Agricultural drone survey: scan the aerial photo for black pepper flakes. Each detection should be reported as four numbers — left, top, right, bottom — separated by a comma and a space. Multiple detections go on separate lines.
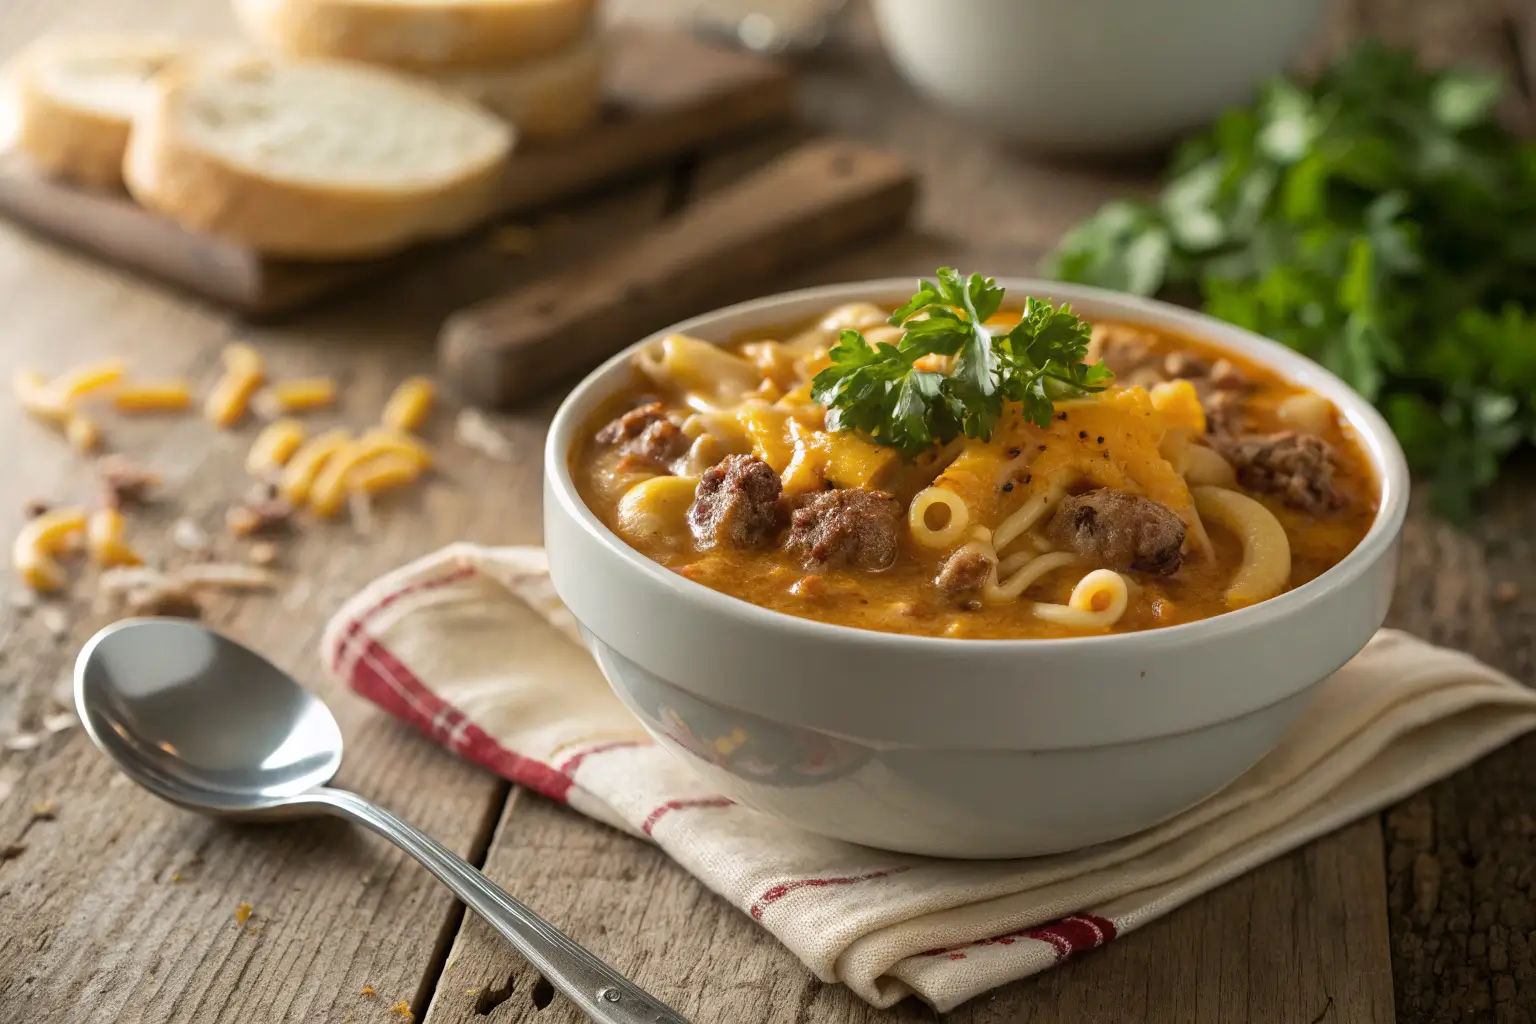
1007, 447, 1021, 457
1038, 444, 1047, 451
1056, 412, 1068, 421
1096, 436, 1105, 444
1078, 430, 1088, 439
1024, 474, 1032, 484
1002, 482, 1014, 493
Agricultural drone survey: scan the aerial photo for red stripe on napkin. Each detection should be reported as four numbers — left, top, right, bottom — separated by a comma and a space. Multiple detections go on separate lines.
558, 739, 648, 777
922, 912, 1119, 962
641, 797, 735, 835
329, 565, 478, 673
348, 635, 576, 803
749, 867, 914, 920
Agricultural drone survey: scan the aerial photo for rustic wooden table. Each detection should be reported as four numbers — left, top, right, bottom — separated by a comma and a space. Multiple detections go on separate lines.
2, 1, 1533, 1022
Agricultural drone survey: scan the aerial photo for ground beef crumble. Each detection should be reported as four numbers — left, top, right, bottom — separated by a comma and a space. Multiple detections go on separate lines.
1208, 431, 1346, 514
934, 547, 991, 594
687, 454, 786, 549
1045, 488, 1186, 575
595, 402, 689, 465
784, 488, 901, 571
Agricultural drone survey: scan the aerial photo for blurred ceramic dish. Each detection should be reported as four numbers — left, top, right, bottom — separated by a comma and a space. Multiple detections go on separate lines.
870, 0, 1327, 154
543, 278, 1407, 858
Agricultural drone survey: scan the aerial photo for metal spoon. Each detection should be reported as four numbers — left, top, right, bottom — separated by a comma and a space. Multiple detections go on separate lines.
74, 617, 691, 1024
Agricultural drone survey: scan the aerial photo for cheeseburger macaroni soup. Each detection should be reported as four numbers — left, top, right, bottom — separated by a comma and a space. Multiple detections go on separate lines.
571, 272, 1378, 639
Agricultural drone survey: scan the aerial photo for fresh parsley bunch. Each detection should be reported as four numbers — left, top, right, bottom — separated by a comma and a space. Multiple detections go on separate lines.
810, 269, 1111, 458
1045, 42, 1536, 520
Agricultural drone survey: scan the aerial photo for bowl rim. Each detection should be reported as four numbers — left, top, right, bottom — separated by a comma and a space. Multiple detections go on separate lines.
544, 276, 1409, 653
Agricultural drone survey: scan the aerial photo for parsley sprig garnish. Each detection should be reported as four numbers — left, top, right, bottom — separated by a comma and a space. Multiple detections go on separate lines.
1045, 42, 1536, 520
809, 269, 1112, 458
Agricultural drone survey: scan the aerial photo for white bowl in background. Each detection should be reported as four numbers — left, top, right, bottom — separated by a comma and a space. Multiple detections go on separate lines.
543, 279, 1407, 858
870, 0, 1327, 154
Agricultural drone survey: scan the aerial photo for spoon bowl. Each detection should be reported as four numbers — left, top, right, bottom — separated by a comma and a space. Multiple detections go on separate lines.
76, 618, 343, 817
74, 617, 689, 1024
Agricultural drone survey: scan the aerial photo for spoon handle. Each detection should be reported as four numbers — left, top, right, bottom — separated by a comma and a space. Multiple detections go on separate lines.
309, 787, 692, 1024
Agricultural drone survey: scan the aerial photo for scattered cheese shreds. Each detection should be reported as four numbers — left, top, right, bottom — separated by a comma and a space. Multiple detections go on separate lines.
348, 490, 375, 536
454, 408, 516, 462
391, 1000, 413, 1020
235, 901, 253, 924
248, 541, 280, 567
39, 605, 69, 639
172, 517, 212, 553
177, 563, 276, 591
42, 711, 75, 734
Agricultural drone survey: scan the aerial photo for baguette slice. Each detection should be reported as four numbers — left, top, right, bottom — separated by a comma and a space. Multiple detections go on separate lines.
2, 35, 185, 188
124, 57, 514, 259
234, 0, 597, 71
437, 34, 604, 142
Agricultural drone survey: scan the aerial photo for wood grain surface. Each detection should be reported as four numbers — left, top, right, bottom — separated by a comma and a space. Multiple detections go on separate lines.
1, 1, 1532, 1023
440, 137, 915, 407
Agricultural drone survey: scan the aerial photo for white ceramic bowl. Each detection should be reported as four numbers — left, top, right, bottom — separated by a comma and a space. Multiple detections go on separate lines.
544, 279, 1408, 858
870, 0, 1327, 154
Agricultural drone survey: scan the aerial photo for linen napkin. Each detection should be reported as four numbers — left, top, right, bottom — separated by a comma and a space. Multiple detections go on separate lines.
321, 543, 1536, 1013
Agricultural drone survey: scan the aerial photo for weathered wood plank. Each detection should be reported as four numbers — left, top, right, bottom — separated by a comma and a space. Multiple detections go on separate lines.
0, 3, 677, 1002
1382, 485, 1536, 1024
422, 800, 1393, 1024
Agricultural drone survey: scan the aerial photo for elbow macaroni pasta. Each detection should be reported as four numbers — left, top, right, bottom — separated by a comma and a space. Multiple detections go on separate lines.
381, 377, 435, 432
280, 429, 350, 505
86, 507, 142, 567
206, 343, 266, 428
908, 486, 970, 549
53, 360, 126, 403
247, 419, 307, 475
1032, 569, 1131, 628
258, 377, 337, 416
350, 453, 423, 495
115, 381, 193, 413
14, 370, 70, 425
616, 476, 700, 547
1192, 486, 1292, 606
637, 334, 761, 408
13, 506, 87, 592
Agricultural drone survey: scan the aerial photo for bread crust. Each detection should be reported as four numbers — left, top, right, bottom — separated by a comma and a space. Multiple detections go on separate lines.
122, 58, 514, 260
3, 36, 183, 189
234, 0, 598, 71
435, 33, 604, 141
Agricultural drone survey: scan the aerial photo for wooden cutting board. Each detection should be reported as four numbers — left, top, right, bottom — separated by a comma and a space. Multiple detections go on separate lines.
440, 137, 917, 407
0, 28, 793, 317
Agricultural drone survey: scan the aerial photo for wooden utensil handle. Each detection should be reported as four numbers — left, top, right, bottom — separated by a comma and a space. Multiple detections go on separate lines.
438, 138, 916, 407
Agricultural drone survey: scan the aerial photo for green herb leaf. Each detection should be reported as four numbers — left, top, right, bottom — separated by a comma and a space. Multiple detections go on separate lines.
811, 270, 1111, 457
1044, 40, 1536, 520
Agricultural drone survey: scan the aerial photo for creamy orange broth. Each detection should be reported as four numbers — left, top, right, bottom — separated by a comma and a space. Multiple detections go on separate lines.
571, 309, 1379, 639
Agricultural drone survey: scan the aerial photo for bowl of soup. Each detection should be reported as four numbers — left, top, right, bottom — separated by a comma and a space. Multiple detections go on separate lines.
543, 278, 1407, 858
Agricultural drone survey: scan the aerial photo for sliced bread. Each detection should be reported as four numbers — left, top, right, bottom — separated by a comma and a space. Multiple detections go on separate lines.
123, 57, 515, 259
2, 35, 186, 188
234, 0, 598, 70
436, 34, 604, 142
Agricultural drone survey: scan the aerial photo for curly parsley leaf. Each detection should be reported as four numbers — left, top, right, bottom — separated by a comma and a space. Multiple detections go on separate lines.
811, 270, 1111, 457
1044, 41, 1536, 519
